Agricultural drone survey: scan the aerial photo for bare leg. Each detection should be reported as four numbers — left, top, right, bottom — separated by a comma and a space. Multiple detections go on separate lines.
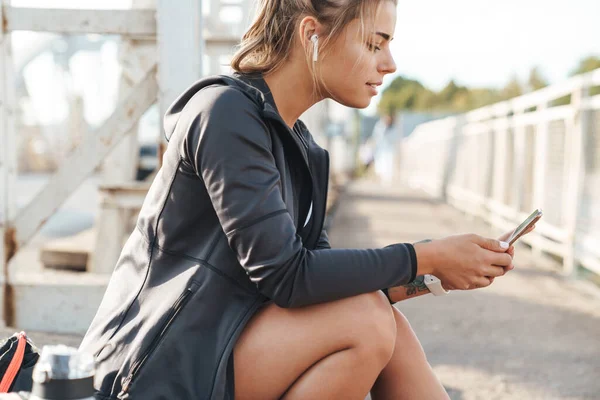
234, 292, 397, 400
371, 306, 450, 400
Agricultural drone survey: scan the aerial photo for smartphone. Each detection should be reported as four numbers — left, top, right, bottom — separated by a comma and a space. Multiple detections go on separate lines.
507, 209, 543, 246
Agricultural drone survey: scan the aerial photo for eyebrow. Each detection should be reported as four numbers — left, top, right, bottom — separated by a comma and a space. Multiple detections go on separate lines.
375, 31, 393, 41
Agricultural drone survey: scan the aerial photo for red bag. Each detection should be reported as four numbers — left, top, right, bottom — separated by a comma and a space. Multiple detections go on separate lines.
0, 332, 39, 393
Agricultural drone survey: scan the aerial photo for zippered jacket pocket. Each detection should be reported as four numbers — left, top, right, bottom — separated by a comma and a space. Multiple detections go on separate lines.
119, 280, 199, 396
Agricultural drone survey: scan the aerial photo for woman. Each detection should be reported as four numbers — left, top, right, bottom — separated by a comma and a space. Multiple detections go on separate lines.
80, 0, 530, 399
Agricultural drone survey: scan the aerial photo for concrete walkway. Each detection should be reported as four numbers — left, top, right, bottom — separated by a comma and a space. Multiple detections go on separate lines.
2, 178, 599, 399
329, 178, 600, 400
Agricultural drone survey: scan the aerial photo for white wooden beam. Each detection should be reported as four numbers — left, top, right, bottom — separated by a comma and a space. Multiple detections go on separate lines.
98, 183, 150, 210
0, 0, 18, 327
0, 3, 5, 286
156, 0, 203, 148
12, 65, 158, 248
0, 2, 17, 229
92, 0, 157, 275
5, 7, 157, 36
101, 38, 158, 185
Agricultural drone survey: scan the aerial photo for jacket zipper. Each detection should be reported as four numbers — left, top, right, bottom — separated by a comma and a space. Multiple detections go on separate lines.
119, 282, 198, 396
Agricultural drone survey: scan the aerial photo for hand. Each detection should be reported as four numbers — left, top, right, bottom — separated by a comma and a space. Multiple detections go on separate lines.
415, 234, 513, 291
487, 223, 537, 284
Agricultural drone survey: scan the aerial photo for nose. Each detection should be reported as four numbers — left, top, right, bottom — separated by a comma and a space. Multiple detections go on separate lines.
378, 49, 397, 75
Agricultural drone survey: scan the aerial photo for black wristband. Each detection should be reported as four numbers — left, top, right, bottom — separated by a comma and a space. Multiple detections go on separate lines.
381, 288, 394, 304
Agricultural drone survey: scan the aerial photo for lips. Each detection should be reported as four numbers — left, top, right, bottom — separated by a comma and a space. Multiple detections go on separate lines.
366, 81, 382, 89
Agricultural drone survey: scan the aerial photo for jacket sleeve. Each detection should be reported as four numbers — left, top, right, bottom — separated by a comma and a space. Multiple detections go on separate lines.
187, 86, 417, 308
315, 229, 331, 250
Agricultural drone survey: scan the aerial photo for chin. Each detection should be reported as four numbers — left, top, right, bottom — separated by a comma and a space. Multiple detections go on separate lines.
327, 87, 371, 109
337, 96, 371, 109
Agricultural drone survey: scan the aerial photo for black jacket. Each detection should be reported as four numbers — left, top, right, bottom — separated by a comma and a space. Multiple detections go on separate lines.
79, 74, 418, 400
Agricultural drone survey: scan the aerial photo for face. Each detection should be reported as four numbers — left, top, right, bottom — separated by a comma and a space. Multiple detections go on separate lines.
318, 1, 397, 108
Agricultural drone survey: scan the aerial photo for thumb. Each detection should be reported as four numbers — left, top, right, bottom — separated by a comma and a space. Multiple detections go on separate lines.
477, 236, 509, 252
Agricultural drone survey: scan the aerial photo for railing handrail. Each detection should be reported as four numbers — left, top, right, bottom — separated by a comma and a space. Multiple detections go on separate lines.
400, 67, 600, 278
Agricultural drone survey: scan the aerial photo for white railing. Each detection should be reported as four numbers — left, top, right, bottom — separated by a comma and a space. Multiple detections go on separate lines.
400, 68, 600, 276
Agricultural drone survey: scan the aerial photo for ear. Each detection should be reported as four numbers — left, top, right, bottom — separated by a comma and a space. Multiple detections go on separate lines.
298, 16, 322, 45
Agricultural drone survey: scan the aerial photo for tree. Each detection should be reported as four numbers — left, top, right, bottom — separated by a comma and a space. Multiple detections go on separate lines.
569, 56, 600, 76
436, 80, 469, 111
501, 74, 523, 100
375, 55, 599, 116
378, 76, 427, 113
527, 66, 549, 92
467, 88, 502, 109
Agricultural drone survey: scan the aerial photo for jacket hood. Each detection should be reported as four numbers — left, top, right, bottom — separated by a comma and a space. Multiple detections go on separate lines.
163, 74, 276, 142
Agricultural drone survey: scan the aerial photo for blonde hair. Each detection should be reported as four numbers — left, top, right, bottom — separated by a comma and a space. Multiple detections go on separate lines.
231, 0, 396, 76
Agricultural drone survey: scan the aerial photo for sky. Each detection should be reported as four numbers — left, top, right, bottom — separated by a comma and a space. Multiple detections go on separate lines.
13, 0, 599, 89
10, 0, 600, 120
388, 0, 600, 91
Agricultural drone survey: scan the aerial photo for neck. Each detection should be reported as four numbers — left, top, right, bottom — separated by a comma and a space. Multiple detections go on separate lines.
264, 61, 322, 128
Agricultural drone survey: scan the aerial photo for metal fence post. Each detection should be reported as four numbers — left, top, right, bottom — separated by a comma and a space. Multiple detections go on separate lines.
513, 105, 527, 213
562, 79, 590, 276
441, 116, 463, 202
530, 100, 549, 259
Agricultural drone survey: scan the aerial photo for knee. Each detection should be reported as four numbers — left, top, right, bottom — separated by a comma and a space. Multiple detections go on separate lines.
391, 307, 424, 354
349, 292, 397, 364
392, 307, 413, 335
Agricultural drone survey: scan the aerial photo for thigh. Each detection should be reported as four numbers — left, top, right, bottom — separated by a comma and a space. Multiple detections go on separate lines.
233, 292, 394, 400
371, 307, 449, 400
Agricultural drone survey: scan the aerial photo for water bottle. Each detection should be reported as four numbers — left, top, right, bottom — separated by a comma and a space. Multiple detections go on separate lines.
27, 345, 95, 400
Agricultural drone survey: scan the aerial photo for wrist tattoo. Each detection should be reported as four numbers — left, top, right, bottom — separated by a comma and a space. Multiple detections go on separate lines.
415, 239, 433, 244
403, 275, 429, 296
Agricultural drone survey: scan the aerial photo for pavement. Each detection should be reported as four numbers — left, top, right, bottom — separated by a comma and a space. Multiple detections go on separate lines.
328, 178, 600, 400
2, 177, 599, 399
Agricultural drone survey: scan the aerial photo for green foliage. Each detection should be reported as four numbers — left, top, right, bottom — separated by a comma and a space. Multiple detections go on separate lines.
569, 56, 600, 76
500, 74, 523, 100
377, 56, 599, 115
527, 67, 549, 92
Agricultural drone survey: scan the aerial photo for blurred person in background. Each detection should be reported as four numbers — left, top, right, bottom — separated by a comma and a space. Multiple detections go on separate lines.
79, 0, 534, 399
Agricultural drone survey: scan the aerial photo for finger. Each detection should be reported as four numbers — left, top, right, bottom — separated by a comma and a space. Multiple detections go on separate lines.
482, 265, 506, 278
483, 265, 507, 278
475, 235, 510, 253
507, 246, 515, 258
471, 277, 493, 289
488, 252, 513, 267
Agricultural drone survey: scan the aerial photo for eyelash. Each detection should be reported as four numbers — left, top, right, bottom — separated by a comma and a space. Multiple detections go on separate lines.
367, 43, 382, 53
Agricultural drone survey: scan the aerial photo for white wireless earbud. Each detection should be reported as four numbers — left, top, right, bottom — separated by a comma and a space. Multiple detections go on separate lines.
310, 34, 319, 62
